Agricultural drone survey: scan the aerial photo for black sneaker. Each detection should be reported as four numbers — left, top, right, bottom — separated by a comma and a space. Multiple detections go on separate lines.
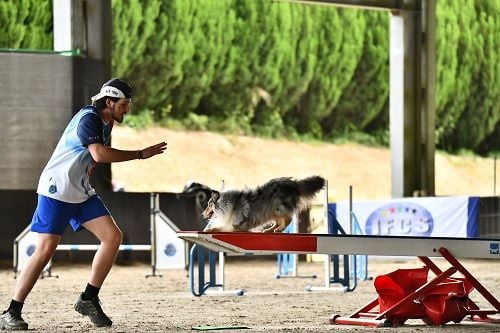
0, 310, 28, 331
74, 293, 112, 327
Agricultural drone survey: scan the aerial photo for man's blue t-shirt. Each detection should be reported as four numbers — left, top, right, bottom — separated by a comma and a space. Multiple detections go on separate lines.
37, 106, 112, 203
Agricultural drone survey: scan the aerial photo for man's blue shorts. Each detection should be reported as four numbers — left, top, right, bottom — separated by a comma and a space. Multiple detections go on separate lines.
31, 195, 111, 235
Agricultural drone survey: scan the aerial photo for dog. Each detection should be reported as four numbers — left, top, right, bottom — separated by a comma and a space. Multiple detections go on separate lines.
202, 176, 325, 232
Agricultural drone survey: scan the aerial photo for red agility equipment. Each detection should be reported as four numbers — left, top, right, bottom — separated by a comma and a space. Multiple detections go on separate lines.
331, 248, 499, 327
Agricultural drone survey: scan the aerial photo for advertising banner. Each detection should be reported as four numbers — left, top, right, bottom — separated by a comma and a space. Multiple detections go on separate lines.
332, 196, 479, 238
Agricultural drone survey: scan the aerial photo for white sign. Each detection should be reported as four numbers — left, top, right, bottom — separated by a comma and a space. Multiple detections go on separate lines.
155, 212, 186, 270
333, 196, 479, 238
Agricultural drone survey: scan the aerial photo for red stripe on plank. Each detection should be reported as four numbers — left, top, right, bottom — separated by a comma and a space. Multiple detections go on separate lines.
212, 233, 317, 252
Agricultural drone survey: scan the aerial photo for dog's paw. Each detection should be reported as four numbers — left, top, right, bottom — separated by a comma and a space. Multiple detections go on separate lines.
204, 225, 236, 232
260, 221, 278, 233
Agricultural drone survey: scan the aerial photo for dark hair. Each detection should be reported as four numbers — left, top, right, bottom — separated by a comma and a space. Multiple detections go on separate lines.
93, 96, 120, 111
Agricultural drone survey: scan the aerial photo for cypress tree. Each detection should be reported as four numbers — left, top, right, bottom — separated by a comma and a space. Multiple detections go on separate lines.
452, 0, 500, 150
289, 6, 364, 137
436, 0, 481, 150
20, 0, 52, 49
246, 1, 289, 135
324, 10, 388, 137
0, 0, 30, 49
112, 0, 161, 77
111, 0, 162, 113
279, 4, 320, 136
198, 0, 267, 132
171, 0, 234, 119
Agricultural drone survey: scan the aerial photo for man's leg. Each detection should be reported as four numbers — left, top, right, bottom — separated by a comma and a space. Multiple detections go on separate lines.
1, 233, 60, 331
84, 215, 122, 287
74, 215, 122, 327
13, 233, 60, 301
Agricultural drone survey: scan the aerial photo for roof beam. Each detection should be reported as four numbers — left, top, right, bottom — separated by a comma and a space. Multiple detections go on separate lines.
274, 0, 420, 12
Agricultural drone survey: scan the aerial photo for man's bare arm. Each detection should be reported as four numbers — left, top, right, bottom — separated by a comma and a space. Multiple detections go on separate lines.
88, 142, 167, 163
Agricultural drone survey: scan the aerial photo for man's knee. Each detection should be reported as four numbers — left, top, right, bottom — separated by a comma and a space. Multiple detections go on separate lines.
33, 241, 58, 262
111, 228, 123, 246
103, 227, 122, 248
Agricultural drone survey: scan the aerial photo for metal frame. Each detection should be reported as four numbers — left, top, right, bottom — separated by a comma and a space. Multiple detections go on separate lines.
331, 248, 500, 327
188, 245, 244, 297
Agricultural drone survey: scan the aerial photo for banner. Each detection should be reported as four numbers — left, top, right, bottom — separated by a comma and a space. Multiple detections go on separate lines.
332, 196, 479, 238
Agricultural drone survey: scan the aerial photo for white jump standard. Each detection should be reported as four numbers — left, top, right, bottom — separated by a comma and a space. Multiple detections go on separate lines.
177, 231, 500, 327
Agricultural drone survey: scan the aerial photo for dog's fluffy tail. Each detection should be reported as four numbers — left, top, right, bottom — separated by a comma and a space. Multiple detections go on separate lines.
297, 176, 326, 198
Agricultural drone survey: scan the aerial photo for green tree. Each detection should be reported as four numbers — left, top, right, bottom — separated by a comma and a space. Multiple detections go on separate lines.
111, 0, 162, 113
324, 10, 389, 136
20, 0, 52, 49
197, 0, 272, 132
452, 0, 500, 150
435, 0, 481, 149
0, 0, 30, 48
0, 0, 52, 50
171, 0, 234, 119
287, 6, 365, 137
273, 3, 319, 130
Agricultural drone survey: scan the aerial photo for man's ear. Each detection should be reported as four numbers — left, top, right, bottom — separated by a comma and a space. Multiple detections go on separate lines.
106, 98, 113, 109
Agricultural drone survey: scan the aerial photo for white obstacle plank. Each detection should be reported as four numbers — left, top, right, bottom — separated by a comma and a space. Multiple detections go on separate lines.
177, 231, 500, 259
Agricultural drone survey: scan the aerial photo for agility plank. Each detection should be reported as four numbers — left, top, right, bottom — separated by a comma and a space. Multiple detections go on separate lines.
178, 231, 500, 327
177, 231, 500, 259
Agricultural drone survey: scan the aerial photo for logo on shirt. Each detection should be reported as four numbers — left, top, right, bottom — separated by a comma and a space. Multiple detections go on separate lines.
48, 184, 57, 194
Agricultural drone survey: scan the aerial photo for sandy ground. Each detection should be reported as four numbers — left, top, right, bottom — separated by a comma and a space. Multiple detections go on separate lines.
110, 126, 499, 201
1, 257, 499, 332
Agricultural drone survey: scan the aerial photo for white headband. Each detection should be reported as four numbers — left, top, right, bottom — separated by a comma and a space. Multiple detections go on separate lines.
91, 86, 126, 102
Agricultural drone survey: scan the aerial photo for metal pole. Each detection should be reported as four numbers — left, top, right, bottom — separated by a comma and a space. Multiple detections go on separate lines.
349, 185, 353, 234
146, 193, 161, 277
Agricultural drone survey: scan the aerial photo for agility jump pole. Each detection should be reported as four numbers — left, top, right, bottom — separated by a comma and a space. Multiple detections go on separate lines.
307, 184, 369, 292
12, 192, 186, 279
13, 223, 151, 279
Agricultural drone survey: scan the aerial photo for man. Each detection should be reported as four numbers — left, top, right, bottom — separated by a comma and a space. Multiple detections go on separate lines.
0, 78, 167, 330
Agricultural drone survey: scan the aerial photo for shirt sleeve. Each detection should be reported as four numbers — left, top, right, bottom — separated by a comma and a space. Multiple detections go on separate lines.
77, 113, 104, 146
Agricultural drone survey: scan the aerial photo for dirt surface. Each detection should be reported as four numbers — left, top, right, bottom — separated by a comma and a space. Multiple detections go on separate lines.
110, 126, 498, 201
1, 258, 499, 332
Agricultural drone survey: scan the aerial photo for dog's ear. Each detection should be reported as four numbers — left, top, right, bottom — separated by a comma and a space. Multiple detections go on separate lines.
211, 190, 220, 202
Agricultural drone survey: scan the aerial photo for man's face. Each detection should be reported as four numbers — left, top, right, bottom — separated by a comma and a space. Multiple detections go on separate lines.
110, 98, 132, 123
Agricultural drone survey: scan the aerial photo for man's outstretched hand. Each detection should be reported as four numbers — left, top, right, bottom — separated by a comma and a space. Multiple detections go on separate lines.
140, 142, 167, 159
